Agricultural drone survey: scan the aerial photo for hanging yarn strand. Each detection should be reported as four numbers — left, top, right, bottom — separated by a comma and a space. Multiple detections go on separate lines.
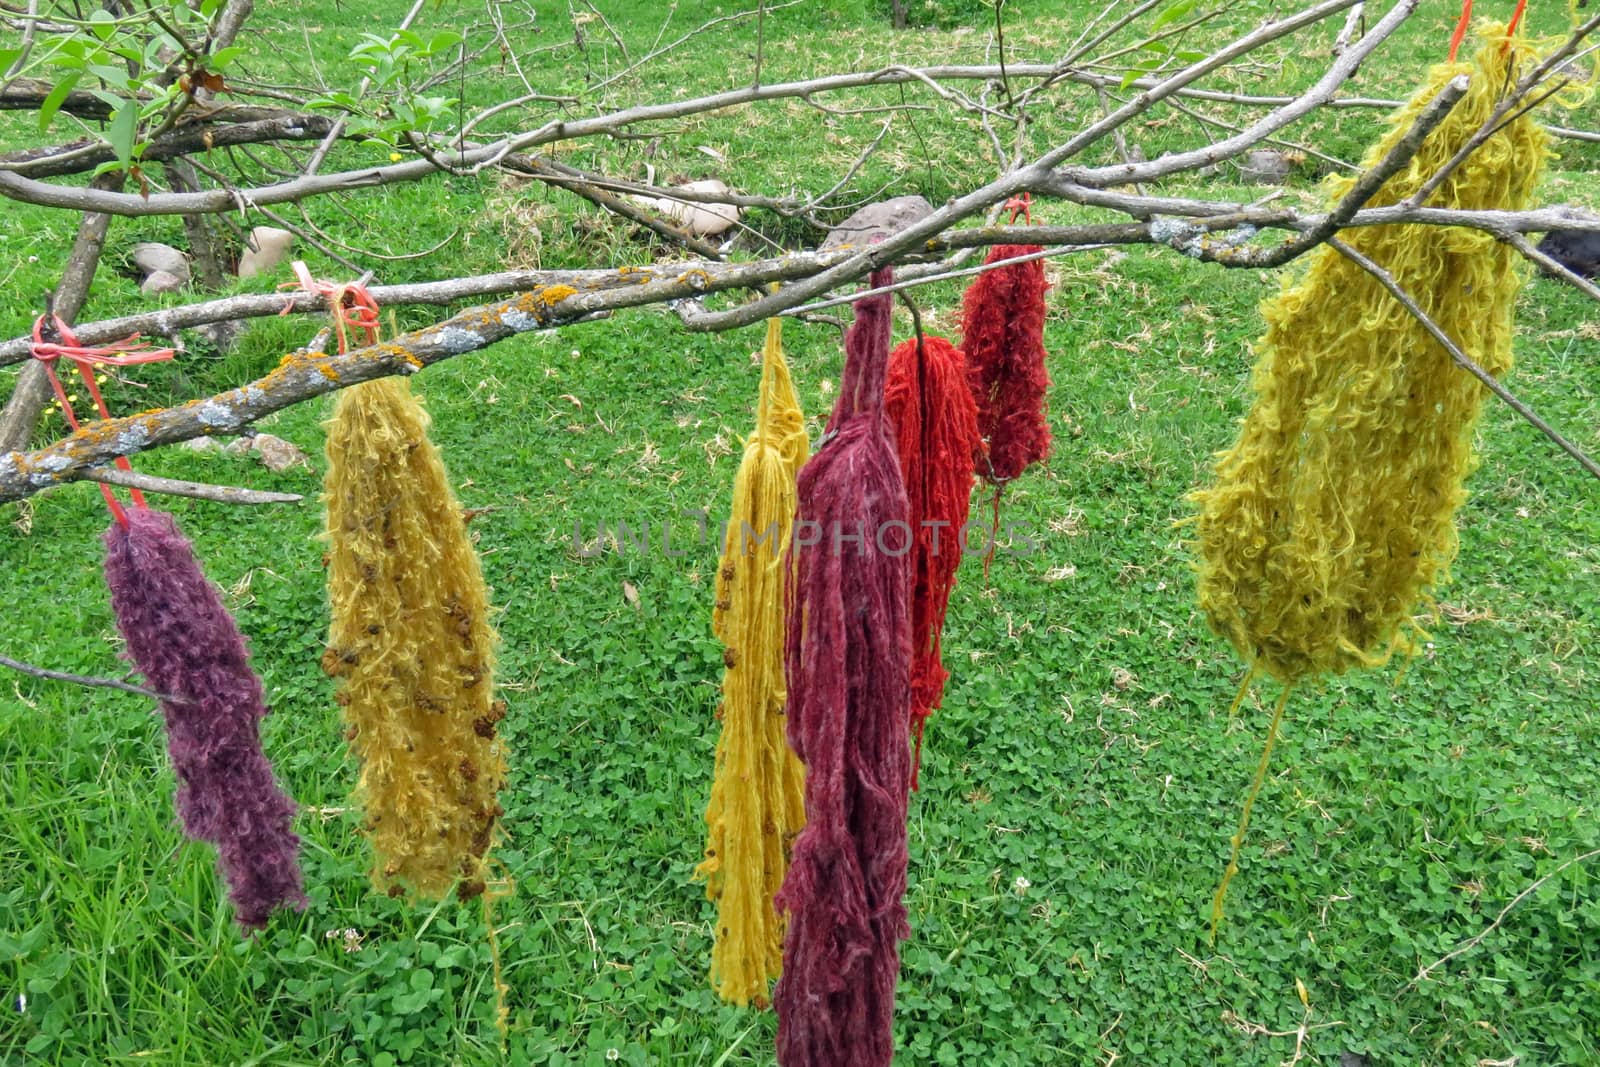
775, 269, 913, 1067
960, 195, 1053, 576
105, 509, 308, 930
1192, 22, 1550, 936
318, 271, 506, 901
695, 314, 810, 1008
884, 327, 979, 788
50, 313, 307, 933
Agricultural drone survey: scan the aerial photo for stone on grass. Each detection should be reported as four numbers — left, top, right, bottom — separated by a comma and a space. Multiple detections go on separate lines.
820, 195, 933, 250
237, 227, 295, 279
132, 242, 190, 284
252, 433, 309, 472
1237, 149, 1292, 185
141, 270, 185, 295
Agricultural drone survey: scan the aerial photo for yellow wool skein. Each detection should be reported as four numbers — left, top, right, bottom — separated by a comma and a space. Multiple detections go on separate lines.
1192, 24, 1549, 936
323, 376, 507, 900
694, 316, 809, 1008
1193, 24, 1548, 686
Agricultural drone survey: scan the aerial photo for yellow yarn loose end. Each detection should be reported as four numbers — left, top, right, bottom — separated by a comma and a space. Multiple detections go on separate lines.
1210, 684, 1292, 943
693, 316, 809, 1008
322, 376, 508, 901
1192, 25, 1547, 941
1190, 24, 1550, 686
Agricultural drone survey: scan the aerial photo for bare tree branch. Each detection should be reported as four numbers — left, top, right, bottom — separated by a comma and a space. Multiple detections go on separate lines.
0, 652, 174, 704
82, 465, 303, 506
1330, 238, 1600, 483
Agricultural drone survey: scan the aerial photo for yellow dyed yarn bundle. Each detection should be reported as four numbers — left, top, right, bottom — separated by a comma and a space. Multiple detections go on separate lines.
1192, 23, 1549, 935
1193, 24, 1548, 687
323, 376, 507, 901
694, 316, 809, 1008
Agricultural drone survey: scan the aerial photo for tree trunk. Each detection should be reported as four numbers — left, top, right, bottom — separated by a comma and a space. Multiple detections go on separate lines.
167, 159, 229, 289
0, 172, 123, 456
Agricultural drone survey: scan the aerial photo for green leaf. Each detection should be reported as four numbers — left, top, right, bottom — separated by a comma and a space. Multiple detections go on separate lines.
88, 9, 118, 40
1118, 56, 1162, 91
1149, 0, 1198, 31
37, 74, 82, 134
107, 97, 138, 168
208, 45, 244, 70
87, 64, 131, 91
425, 30, 463, 54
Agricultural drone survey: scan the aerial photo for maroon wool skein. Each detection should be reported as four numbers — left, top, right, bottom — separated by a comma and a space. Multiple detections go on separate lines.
774, 269, 913, 1067
962, 244, 1052, 483
103, 507, 306, 931
884, 334, 979, 788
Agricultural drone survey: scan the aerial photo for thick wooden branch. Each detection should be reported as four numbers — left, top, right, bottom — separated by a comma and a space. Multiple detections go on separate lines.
3, 114, 341, 179
4, 202, 1598, 368
0, 251, 872, 503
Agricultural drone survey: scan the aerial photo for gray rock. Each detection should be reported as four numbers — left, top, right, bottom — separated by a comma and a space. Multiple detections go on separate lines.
223, 435, 257, 455
1238, 149, 1292, 185
132, 242, 190, 283
195, 319, 245, 353
237, 226, 295, 279
140, 270, 185, 295
252, 433, 309, 472
821, 195, 934, 250
181, 436, 221, 453
1535, 207, 1600, 279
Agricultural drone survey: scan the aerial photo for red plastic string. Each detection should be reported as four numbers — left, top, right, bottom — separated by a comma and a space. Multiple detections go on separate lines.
1004, 192, 1032, 225
29, 315, 176, 525
1506, 0, 1528, 38
1448, 0, 1474, 61
282, 261, 381, 354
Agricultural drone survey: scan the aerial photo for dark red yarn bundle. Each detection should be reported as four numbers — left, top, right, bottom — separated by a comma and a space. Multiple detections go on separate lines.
774, 269, 912, 1067
103, 507, 306, 931
961, 244, 1052, 484
884, 334, 978, 788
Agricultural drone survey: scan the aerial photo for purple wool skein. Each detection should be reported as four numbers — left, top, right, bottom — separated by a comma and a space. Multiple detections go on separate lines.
774, 268, 913, 1066
103, 507, 306, 931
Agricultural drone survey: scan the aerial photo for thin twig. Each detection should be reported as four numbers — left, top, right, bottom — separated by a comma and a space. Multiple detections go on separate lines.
1505, 231, 1600, 305
81, 466, 304, 505
1406, 848, 1600, 991
1330, 238, 1600, 483
0, 652, 173, 703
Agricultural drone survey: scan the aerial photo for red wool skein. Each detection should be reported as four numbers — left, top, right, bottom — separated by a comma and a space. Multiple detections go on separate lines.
103, 508, 306, 931
774, 269, 913, 1067
961, 244, 1052, 484
884, 333, 979, 788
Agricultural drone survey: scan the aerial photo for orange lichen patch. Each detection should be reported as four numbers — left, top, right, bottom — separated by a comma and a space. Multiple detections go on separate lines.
539, 284, 577, 305
318, 365, 342, 382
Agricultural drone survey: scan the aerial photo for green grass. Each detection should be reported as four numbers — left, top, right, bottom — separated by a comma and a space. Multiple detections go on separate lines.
2, 2, 1599, 1065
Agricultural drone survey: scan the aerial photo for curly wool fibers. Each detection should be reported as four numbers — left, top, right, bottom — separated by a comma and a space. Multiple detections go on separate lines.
884, 333, 979, 786
1192, 24, 1548, 936
775, 270, 913, 1067
323, 377, 506, 900
961, 244, 1052, 485
1192, 25, 1548, 686
103, 507, 306, 931
695, 316, 810, 1008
